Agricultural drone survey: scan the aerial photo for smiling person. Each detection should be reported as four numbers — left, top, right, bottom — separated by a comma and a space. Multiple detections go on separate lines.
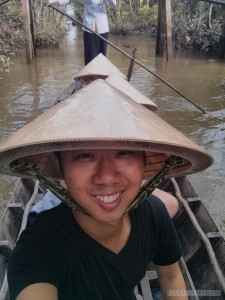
0, 80, 213, 300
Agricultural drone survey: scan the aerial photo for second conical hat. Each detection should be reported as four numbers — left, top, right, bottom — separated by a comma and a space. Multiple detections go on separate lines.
106, 73, 158, 111
0, 79, 213, 180
74, 53, 126, 80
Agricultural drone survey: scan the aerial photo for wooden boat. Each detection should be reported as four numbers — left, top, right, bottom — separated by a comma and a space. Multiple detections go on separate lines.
0, 55, 224, 299
0, 176, 225, 300
0, 178, 43, 300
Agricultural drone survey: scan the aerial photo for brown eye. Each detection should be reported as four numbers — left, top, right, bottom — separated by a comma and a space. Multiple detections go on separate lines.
117, 150, 134, 157
76, 153, 94, 161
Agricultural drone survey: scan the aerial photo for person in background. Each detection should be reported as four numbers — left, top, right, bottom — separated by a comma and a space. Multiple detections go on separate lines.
82, 0, 117, 65
28, 189, 61, 224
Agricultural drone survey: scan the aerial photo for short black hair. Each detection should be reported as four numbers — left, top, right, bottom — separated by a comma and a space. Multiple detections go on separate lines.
54, 151, 64, 178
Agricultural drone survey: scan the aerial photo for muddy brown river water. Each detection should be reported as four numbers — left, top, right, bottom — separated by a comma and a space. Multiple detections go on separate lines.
0, 24, 225, 237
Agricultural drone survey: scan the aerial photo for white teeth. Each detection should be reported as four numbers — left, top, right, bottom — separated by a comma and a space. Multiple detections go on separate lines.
96, 193, 120, 203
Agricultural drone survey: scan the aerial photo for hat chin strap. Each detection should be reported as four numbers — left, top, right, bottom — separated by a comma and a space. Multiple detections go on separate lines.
10, 161, 88, 215
125, 155, 183, 213
10, 155, 182, 216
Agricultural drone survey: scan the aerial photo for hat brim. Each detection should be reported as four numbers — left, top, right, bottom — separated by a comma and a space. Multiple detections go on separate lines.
0, 79, 213, 179
2, 141, 210, 180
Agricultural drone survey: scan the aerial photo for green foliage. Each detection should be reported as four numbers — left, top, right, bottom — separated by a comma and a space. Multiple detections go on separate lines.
72, 0, 83, 22
32, 1, 68, 48
35, 25, 68, 48
34, 3, 68, 48
0, 41, 13, 72
0, 0, 68, 72
0, 1, 24, 49
0, 54, 12, 73
172, 0, 224, 54
138, 5, 158, 23
134, 5, 158, 32
0, 1, 22, 72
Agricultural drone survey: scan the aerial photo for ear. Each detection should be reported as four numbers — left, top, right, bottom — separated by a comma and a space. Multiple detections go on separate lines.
60, 179, 68, 190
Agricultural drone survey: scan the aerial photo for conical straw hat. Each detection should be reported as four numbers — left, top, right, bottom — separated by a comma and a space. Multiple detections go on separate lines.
106, 73, 158, 111
74, 53, 126, 80
0, 79, 213, 179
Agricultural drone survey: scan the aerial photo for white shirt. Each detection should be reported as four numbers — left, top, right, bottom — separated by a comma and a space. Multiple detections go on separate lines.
30, 190, 61, 214
82, 0, 116, 34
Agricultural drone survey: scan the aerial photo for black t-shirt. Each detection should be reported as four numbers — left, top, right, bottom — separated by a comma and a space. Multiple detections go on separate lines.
8, 195, 182, 300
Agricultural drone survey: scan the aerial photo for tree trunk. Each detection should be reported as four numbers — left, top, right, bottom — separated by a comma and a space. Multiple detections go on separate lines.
208, 4, 213, 30
156, 0, 165, 56
219, 7, 225, 59
165, 0, 172, 60
129, 0, 133, 11
156, 0, 172, 60
20, 0, 35, 63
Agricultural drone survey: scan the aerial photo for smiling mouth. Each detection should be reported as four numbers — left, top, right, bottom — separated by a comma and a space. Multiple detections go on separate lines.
95, 192, 121, 203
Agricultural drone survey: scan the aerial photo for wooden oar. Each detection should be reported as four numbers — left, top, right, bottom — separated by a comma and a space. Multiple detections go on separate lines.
0, 0, 11, 6
127, 48, 137, 81
47, 3, 206, 114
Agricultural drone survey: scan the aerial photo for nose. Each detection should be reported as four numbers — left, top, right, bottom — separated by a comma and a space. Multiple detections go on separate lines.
93, 157, 120, 186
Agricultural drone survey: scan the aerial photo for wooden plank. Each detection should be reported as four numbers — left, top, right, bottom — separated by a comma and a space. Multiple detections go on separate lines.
146, 270, 157, 280
207, 232, 223, 239
8, 203, 24, 219
0, 240, 14, 258
171, 178, 225, 293
186, 197, 201, 203
0, 274, 9, 300
140, 273, 153, 300
179, 257, 199, 300
183, 240, 203, 262
186, 197, 201, 211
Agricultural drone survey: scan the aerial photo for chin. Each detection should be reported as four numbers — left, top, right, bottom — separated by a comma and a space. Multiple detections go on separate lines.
93, 209, 126, 225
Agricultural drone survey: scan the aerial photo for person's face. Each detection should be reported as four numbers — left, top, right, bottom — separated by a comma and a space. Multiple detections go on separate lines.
60, 149, 144, 224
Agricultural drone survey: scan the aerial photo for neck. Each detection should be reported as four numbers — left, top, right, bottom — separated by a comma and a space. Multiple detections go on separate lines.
72, 210, 131, 253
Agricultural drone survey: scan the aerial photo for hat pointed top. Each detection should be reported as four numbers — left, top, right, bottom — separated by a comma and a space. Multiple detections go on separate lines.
106, 73, 158, 111
74, 54, 126, 80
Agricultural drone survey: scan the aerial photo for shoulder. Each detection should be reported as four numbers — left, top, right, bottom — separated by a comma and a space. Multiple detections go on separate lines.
135, 194, 178, 243
15, 203, 72, 250
130, 194, 182, 265
142, 196, 182, 265
152, 188, 179, 218
8, 204, 73, 296
141, 194, 169, 217
131, 194, 171, 237
31, 202, 71, 227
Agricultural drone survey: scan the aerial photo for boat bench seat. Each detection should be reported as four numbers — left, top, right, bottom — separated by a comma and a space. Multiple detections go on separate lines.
206, 232, 222, 239
8, 203, 25, 221
0, 240, 14, 259
134, 271, 157, 300
135, 257, 201, 300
